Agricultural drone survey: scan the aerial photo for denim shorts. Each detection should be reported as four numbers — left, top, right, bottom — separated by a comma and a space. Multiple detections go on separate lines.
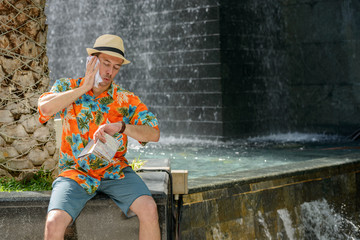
47, 167, 151, 222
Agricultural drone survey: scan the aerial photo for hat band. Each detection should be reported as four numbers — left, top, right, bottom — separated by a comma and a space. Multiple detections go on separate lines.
93, 47, 125, 57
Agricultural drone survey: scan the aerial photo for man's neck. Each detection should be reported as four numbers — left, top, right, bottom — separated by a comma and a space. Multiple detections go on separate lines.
93, 85, 110, 98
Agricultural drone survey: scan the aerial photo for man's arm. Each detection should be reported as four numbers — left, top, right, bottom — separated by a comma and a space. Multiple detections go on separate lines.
38, 57, 98, 116
94, 122, 160, 143
123, 124, 160, 142
38, 88, 88, 116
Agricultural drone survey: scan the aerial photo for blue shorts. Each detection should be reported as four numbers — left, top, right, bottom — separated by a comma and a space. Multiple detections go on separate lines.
48, 167, 151, 222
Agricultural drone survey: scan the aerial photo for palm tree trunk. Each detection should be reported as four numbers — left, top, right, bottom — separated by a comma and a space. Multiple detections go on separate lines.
0, 0, 57, 179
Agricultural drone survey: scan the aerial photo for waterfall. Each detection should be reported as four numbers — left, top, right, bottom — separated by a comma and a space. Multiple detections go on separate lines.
277, 209, 296, 239
301, 199, 359, 240
274, 199, 360, 240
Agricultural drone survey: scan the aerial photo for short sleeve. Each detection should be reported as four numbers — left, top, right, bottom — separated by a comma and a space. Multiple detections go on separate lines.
38, 78, 73, 124
127, 95, 159, 146
128, 97, 159, 130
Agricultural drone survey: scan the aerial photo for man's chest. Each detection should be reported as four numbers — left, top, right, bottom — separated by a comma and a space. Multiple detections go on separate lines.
71, 97, 129, 128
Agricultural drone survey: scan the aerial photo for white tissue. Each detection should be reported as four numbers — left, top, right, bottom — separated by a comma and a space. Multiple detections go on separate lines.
86, 56, 103, 87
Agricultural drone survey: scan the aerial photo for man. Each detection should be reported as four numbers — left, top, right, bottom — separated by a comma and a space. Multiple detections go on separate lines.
38, 34, 161, 240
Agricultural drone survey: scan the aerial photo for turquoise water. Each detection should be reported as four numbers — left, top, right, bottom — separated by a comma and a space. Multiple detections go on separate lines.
126, 133, 359, 179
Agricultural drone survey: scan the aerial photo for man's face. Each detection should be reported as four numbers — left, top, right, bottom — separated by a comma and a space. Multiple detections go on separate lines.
98, 53, 124, 87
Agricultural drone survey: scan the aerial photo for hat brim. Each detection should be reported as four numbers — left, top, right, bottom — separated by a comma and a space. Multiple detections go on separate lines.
86, 48, 130, 65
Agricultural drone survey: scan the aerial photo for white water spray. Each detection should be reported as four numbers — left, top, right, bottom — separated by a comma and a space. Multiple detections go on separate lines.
275, 199, 359, 240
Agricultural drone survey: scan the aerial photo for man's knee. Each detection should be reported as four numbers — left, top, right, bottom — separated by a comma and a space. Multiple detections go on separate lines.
145, 198, 158, 219
132, 196, 159, 221
45, 210, 72, 234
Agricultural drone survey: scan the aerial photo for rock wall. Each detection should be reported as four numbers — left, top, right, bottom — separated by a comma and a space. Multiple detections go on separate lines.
0, 0, 57, 178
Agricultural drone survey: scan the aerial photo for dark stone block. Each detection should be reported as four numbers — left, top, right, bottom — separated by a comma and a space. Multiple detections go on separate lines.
121, 63, 221, 81
217, 196, 240, 222
152, 106, 222, 122
159, 121, 223, 137
284, 1, 345, 43
126, 49, 221, 69
120, 78, 222, 94
287, 42, 349, 85
188, 226, 207, 240
140, 92, 222, 107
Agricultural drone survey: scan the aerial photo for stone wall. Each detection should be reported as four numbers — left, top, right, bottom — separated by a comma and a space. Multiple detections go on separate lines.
45, 0, 360, 139
220, 0, 289, 137
180, 155, 360, 239
45, 0, 224, 139
0, 0, 57, 178
219, 0, 360, 137
284, 0, 360, 135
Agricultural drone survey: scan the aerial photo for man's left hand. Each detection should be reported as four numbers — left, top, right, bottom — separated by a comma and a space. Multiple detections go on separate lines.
93, 122, 123, 143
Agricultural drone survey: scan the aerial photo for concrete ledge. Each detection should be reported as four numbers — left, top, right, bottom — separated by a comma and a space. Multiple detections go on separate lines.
188, 153, 360, 192
180, 153, 360, 239
0, 159, 171, 240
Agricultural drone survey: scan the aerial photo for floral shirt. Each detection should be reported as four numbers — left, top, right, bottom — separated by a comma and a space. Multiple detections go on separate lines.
38, 77, 159, 194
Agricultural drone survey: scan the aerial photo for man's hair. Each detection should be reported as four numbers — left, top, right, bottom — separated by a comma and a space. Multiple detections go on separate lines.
91, 52, 101, 57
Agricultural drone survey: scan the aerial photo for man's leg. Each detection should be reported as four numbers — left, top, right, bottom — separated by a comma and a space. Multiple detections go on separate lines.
100, 167, 161, 240
44, 177, 94, 240
130, 195, 161, 240
44, 210, 72, 240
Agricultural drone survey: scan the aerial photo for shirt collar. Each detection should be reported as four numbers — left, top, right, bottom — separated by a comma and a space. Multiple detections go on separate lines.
85, 79, 116, 99
107, 81, 115, 97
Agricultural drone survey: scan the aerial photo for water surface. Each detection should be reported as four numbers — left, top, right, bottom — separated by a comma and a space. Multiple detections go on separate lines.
126, 133, 359, 179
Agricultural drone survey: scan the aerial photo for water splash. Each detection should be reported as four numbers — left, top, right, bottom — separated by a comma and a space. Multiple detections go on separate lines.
301, 199, 360, 240
257, 211, 272, 240
210, 223, 228, 240
276, 199, 360, 240
248, 132, 344, 143
277, 209, 295, 240
128, 132, 344, 147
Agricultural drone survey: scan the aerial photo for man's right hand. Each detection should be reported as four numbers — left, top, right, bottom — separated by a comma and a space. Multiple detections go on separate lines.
38, 61, 97, 117
39, 56, 100, 117
81, 56, 99, 92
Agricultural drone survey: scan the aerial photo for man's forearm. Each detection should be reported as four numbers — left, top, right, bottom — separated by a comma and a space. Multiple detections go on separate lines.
123, 123, 160, 142
38, 87, 88, 116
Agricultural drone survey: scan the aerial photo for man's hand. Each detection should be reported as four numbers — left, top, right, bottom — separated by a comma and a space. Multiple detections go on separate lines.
93, 122, 123, 143
38, 57, 99, 117
93, 122, 160, 143
82, 56, 98, 92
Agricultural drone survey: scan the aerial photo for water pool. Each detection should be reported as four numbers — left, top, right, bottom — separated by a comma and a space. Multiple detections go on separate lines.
126, 133, 359, 179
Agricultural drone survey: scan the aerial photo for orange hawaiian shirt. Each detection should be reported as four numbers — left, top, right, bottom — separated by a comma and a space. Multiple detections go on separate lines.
38, 77, 159, 194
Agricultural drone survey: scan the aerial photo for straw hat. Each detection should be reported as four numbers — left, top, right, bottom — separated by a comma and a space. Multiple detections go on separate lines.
86, 34, 130, 64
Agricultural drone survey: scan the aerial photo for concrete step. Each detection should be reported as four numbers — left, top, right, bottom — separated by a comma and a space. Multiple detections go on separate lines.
0, 159, 171, 240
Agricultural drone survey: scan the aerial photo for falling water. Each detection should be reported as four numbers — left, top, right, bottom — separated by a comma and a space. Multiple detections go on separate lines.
257, 211, 273, 239
45, 0, 224, 138
277, 209, 296, 239
274, 199, 360, 240
301, 200, 359, 240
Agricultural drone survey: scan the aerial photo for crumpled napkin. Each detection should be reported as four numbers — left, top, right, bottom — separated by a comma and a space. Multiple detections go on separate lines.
86, 56, 103, 87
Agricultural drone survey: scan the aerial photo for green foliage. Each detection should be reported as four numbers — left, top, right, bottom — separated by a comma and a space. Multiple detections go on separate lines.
130, 156, 146, 171
0, 169, 54, 192
0, 158, 147, 192
89, 157, 107, 170
95, 110, 104, 125
78, 117, 90, 132
116, 107, 129, 117
99, 96, 113, 105
65, 135, 74, 145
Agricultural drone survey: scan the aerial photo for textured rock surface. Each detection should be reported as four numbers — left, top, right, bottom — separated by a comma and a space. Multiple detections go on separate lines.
0, 0, 55, 176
